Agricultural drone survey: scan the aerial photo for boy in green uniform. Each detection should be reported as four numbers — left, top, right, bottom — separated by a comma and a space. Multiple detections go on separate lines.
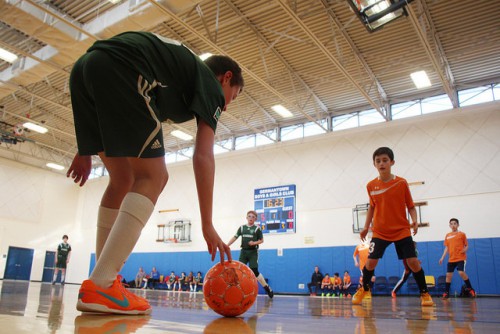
67, 31, 244, 314
52, 235, 71, 285
228, 210, 274, 298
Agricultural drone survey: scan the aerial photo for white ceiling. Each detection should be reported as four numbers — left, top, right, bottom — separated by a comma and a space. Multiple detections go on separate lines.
0, 0, 498, 171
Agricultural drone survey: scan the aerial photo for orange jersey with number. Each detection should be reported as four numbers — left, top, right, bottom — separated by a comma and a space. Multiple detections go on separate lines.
444, 231, 468, 262
367, 176, 415, 241
354, 243, 370, 270
343, 275, 351, 285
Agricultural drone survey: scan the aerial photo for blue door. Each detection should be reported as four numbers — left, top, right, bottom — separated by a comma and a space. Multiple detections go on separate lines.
4, 246, 34, 280
42, 251, 56, 283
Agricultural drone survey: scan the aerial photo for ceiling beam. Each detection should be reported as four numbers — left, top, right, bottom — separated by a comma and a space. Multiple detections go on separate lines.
320, 0, 388, 108
406, 2, 458, 108
145, 0, 326, 131
223, 0, 328, 115
275, 0, 388, 120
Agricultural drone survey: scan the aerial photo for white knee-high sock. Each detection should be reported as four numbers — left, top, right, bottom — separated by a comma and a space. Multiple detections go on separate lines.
61, 271, 66, 283
90, 192, 154, 289
96, 206, 119, 261
257, 273, 268, 287
52, 270, 58, 282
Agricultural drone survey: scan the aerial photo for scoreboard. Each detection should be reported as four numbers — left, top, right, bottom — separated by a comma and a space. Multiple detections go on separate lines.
254, 184, 296, 234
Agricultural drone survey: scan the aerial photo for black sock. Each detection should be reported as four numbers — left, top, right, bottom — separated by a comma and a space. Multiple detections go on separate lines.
445, 282, 451, 294
413, 269, 428, 293
464, 279, 472, 289
362, 267, 374, 291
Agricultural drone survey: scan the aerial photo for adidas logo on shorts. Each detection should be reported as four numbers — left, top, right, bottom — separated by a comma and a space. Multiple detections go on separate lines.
151, 139, 162, 149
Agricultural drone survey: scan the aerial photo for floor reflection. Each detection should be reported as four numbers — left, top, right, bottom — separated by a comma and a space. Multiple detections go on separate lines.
0, 281, 498, 334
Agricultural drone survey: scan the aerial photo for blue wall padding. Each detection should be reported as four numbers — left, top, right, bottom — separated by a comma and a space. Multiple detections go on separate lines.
89, 237, 500, 295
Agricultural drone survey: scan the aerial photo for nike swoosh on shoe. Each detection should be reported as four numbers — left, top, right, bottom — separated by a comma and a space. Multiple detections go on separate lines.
96, 291, 130, 308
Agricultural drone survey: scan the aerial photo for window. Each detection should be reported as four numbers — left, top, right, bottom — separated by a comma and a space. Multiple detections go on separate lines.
493, 83, 500, 101
421, 94, 453, 114
459, 85, 494, 106
304, 120, 327, 137
256, 130, 277, 146
359, 109, 386, 126
176, 147, 193, 161
281, 124, 303, 141
235, 134, 255, 150
214, 139, 232, 155
392, 100, 421, 120
165, 152, 177, 164
83, 82, 498, 175
332, 113, 358, 131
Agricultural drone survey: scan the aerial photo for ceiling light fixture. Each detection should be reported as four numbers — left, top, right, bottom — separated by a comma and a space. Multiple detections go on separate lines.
271, 105, 293, 118
23, 122, 48, 134
171, 130, 193, 141
347, 0, 415, 32
46, 162, 64, 171
0, 47, 18, 63
410, 70, 431, 89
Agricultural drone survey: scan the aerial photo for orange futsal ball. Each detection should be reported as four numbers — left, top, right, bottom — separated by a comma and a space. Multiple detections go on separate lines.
203, 261, 258, 317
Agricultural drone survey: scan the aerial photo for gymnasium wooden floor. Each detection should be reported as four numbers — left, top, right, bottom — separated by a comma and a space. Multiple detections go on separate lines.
0, 280, 498, 333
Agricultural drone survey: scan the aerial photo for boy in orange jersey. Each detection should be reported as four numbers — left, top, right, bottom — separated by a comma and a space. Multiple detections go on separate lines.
352, 147, 434, 307
331, 273, 343, 297
439, 218, 476, 298
353, 240, 376, 293
342, 271, 352, 297
321, 274, 332, 297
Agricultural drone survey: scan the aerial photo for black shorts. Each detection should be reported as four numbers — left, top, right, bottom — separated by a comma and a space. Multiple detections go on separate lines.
368, 236, 417, 260
70, 50, 165, 158
56, 258, 67, 269
447, 261, 466, 273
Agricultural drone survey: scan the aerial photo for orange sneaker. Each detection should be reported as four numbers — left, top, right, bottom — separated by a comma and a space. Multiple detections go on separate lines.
420, 292, 435, 307
77, 278, 152, 315
352, 287, 369, 305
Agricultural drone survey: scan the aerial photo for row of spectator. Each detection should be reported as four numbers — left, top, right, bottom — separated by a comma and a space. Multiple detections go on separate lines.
308, 266, 364, 297
130, 267, 204, 291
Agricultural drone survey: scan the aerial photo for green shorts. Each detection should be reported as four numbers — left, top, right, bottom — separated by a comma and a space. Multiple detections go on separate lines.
56, 258, 67, 269
239, 249, 259, 269
69, 50, 164, 158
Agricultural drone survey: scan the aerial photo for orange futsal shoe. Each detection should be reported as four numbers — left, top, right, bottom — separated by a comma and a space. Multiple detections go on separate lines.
352, 287, 369, 305
420, 292, 435, 307
77, 278, 152, 315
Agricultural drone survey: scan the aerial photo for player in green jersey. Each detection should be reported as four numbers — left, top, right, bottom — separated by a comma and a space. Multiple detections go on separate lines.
52, 235, 71, 285
67, 31, 244, 314
228, 210, 274, 298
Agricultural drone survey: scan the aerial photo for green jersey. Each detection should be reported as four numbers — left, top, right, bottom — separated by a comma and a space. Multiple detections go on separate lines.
87, 31, 225, 131
57, 242, 71, 260
234, 224, 263, 250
